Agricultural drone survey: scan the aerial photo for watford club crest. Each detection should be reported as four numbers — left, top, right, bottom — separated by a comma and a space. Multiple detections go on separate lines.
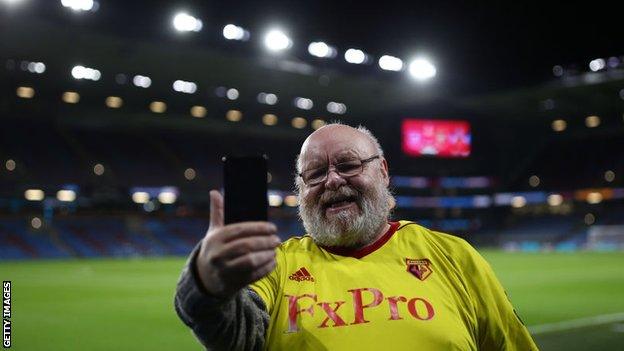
406, 258, 433, 281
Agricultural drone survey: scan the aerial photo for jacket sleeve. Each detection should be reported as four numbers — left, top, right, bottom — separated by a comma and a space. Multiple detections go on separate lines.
174, 244, 270, 351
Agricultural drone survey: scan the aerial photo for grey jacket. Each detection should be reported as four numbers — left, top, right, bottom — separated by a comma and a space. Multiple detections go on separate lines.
174, 245, 269, 350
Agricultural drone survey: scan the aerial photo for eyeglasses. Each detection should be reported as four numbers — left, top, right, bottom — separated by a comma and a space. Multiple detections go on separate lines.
298, 155, 380, 186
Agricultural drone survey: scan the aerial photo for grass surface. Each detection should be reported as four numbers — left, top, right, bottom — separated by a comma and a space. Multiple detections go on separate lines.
1, 251, 623, 350
4, 258, 198, 351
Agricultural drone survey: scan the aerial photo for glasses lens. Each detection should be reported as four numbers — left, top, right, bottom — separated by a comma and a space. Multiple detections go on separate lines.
336, 160, 362, 176
302, 158, 370, 185
303, 167, 327, 185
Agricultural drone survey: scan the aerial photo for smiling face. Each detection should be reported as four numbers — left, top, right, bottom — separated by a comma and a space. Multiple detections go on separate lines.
296, 124, 394, 248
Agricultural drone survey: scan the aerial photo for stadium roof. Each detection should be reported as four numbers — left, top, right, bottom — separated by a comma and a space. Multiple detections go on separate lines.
5, 1, 620, 90
1, 0, 622, 129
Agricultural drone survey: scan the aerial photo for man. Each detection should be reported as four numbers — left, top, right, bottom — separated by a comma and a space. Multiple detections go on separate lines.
174, 123, 538, 350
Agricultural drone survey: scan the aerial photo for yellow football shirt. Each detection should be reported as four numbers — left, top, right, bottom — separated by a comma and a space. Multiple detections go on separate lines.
250, 221, 538, 350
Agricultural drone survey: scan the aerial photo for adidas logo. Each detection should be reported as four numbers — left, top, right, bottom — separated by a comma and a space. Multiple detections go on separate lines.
288, 267, 315, 282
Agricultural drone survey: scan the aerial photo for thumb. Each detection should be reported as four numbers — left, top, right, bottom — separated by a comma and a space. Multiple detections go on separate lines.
209, 190, 224, 230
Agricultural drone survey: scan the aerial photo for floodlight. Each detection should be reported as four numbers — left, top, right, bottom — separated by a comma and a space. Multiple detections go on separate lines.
173, 12, 202, 32
378, 55, 403, 71
308, 42, 336, 58
172, 80, 197, 94
71, 65, 100, 81
264, 30, 292, 51
223, 24, 249, 41
344, 49, 366, 64
589, 58, 606, 72
294, 97, 313, 110
132, 75, 151, 88
408, 58, 437, 80
327, 102, 347, 114
61, 0, 94, 12
226, 88, 239, 100
258, 92, 278, 105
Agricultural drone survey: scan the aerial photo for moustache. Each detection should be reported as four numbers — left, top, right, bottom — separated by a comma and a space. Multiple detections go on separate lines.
318, 186, 362, 209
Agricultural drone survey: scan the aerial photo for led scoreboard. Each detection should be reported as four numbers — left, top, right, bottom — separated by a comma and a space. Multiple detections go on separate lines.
401, 119, 471, 158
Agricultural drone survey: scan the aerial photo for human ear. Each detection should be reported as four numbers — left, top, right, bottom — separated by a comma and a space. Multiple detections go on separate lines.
380, 158, 390, 186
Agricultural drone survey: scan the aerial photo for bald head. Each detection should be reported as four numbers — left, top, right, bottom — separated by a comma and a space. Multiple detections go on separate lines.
296, 123, 384, 174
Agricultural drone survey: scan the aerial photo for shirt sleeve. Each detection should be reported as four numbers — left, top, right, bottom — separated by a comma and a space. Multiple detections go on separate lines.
460, 242, 539, 351
174, 243, 270, 351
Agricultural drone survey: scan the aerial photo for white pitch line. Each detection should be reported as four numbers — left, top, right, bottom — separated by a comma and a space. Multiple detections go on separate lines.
529, 312, 624, 335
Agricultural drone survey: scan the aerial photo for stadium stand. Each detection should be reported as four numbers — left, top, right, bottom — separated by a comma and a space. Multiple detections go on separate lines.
1, 3, 622, 261
3, 203, 623, 260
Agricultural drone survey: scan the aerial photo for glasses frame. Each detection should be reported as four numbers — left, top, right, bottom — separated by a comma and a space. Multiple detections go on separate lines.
298, 154, 381, 186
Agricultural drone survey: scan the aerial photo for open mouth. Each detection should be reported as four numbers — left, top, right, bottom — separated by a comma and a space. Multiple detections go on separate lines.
323, 195, 358, 211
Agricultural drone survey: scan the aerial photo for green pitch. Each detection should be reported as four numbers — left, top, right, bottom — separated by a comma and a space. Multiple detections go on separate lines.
2, 251, 623, 350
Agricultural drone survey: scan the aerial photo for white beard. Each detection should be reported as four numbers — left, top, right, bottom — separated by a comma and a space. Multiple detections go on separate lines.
298, 178, 393, 249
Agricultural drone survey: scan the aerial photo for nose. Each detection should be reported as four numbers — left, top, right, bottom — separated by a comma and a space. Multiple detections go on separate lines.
324, 167, 347, 190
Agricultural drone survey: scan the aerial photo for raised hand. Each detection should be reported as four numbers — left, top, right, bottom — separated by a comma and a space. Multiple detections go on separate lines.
195, 190, 281, 297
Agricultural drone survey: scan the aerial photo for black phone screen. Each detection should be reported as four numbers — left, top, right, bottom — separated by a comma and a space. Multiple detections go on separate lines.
222, 155, 268, 224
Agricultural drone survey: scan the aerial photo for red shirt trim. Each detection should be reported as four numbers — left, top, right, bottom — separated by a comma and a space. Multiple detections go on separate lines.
321, 221, 400, 259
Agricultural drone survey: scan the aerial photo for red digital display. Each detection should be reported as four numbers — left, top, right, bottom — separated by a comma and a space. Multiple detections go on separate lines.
402, 119, 471, 158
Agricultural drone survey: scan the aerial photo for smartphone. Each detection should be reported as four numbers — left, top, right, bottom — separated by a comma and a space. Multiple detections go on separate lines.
222, 155, 269, 224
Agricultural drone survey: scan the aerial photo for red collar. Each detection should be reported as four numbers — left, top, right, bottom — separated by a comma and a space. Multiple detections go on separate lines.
320, 221, 400, 259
